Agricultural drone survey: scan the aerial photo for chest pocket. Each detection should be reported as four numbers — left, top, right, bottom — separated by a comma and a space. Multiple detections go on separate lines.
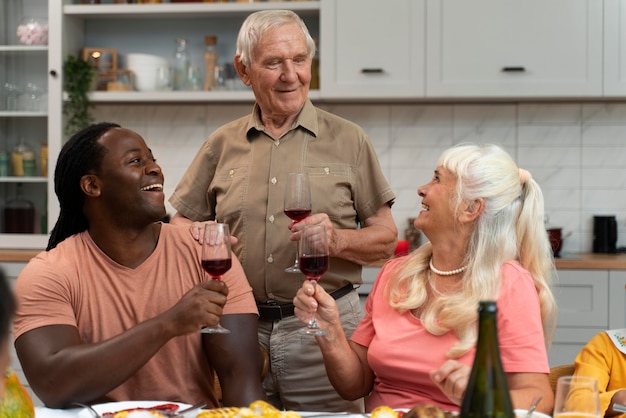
213, 165, 250, 224
305, 164, 356, 226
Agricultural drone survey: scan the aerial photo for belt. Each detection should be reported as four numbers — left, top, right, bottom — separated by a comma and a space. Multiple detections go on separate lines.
257, 283, 354, 322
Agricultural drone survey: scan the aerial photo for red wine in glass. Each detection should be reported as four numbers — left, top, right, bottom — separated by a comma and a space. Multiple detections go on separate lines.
200, 223, 232, 334
298, 255, 329, 280
298, 224, 329, 336
284, 208, 312, 222
201, 259, 232, 278
284, 173, 312, 273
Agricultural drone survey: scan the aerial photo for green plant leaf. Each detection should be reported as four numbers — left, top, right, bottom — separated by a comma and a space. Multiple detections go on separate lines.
63, 55, 96, 137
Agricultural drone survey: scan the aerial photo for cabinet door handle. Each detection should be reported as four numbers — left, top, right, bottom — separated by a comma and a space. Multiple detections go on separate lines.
361, 68, 384, 74
50, 70, 57, 77
501, 67, 526, 72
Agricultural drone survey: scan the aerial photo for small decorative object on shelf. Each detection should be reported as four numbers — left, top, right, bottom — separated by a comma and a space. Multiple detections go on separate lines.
16, 18, 48, 46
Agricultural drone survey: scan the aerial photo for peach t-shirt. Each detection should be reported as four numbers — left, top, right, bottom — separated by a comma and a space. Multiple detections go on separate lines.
13, 223, 257, 405
351, 258, 549, 412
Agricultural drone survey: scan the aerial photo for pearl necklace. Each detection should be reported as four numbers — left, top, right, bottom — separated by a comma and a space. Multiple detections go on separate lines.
429, 258, 468, 276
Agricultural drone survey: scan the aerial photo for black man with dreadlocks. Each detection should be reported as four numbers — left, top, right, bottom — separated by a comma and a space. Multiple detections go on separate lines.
11, 122, 265, 409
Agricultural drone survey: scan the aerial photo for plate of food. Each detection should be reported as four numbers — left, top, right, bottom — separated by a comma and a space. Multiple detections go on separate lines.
78, 401, 191, 418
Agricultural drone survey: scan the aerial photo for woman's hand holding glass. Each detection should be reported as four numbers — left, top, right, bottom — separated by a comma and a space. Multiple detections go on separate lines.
297, 224, 329, 335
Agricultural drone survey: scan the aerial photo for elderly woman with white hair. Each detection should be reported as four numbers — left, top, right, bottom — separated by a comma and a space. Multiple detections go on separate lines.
293, 143, 557, 415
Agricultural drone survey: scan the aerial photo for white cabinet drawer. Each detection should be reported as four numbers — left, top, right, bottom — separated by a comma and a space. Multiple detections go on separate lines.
553, 270, 609, 328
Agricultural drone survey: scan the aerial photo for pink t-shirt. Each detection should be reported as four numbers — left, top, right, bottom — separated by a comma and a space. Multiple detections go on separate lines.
351, 258, 549, 412
13, 223, 257, 405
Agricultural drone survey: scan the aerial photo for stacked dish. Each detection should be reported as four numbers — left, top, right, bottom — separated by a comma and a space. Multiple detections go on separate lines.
126, 53, 169, 91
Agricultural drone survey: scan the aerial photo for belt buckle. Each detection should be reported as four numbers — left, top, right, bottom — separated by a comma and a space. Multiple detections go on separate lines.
261, 300, 284, 321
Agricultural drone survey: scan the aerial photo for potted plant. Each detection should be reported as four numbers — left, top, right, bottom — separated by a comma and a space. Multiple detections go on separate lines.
63, 55, 96, 137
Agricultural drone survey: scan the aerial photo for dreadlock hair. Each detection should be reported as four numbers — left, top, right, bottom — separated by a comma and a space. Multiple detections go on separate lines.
46, 122, 120, 251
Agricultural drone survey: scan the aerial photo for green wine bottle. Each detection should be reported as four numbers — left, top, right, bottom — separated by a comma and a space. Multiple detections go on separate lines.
460, 301, 514, 418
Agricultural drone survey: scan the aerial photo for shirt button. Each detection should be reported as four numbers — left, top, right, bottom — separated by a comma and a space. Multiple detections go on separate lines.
229, 169, 235, 177
269, 215, 275, 223
267, 255, 274, 263
271, 177, 277, 185
324, 167, 330, 175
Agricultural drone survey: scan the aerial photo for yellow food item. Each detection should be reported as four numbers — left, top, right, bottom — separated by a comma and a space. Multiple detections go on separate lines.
113, 411, 164, 418
371, 405, 400, 418
197, 401, 301, 418
0, 368, 35, 418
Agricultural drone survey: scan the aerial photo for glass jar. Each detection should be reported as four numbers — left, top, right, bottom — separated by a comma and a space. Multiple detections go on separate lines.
3, 184, 35, 234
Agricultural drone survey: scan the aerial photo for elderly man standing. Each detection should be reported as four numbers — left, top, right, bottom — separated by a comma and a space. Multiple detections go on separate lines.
169, 9, 397, 412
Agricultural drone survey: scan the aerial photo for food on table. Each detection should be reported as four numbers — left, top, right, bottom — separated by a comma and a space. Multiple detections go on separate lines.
104, 403, 179, 417
403, 404, 455, 418
370, 406, 401, 418
197, 400, 301, 418
116, 412, 165, 418
370, 404, 455, 418
0, 367, 35, 418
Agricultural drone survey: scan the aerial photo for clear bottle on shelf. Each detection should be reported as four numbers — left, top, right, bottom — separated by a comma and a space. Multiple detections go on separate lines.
173, 38, 190, 91
204, 35, 218, 91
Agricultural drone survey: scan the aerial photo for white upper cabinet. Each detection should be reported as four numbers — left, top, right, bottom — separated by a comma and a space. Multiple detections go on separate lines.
604, 0, 626, 96
319, 0, 425, 99
426, 0, 603, 98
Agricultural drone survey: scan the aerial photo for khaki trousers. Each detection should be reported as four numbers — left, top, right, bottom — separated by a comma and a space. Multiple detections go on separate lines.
258, 290, 365, 413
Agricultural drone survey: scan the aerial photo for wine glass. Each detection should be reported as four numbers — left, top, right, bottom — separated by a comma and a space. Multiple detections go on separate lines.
553, 375, 601, 418
200, 222, 232, 334
298, 224, 329, 336
284, 172, 312, 273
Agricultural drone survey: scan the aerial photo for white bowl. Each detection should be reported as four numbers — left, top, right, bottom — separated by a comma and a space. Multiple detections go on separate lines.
131, 70, 159, 91
514, 409, 551, 418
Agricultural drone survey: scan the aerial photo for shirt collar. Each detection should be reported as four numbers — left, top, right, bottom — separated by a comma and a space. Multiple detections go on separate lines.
245, 99, 318, 140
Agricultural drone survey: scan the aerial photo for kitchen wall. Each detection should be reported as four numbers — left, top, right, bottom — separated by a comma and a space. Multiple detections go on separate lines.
92, 100, 626, 256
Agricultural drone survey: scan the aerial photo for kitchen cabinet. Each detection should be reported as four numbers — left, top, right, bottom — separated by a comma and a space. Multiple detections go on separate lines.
425, 0, 603, 98
319, 0, 425, 99
549, 270, 609, 366
0, 0, 51, 249
604, 0, 626, 95
56, 0, 320, 104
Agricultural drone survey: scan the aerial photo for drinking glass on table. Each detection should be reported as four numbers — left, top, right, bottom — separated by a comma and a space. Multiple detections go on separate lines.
200, 222, 232, 334
284, 172, 312, 273
298, 224, 329, 336
553, 376, 600, 418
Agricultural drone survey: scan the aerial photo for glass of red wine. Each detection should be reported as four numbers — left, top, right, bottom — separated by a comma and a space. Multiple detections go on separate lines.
284, 172, 312, 273
298, 224, 329, 336
200, 222, 232, 334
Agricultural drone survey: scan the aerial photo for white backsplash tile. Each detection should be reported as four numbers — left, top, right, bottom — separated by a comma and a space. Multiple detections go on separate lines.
92, 101, 626, 257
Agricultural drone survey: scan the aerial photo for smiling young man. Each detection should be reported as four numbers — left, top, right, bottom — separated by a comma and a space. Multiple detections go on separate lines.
12, 122, 265, 409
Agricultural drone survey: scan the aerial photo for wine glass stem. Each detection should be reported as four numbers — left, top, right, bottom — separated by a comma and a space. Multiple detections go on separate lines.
293, 242, 299, 267
309, 280, 320, 328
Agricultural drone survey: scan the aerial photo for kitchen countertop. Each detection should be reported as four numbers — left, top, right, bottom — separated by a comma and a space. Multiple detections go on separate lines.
365, 252, 626, 270
2, 250, 626, 269
0, 249, 41, 262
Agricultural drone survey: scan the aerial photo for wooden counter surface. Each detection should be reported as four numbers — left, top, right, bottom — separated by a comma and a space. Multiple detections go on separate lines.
0, 249, 42, 263
554, 253, 626, 270
366, 252, 626, 270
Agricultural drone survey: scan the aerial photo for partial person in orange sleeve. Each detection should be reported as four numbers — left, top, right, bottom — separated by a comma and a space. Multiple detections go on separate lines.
12, 122, 265, 409
574, 329, 626, 416
294, 143, 557, 414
